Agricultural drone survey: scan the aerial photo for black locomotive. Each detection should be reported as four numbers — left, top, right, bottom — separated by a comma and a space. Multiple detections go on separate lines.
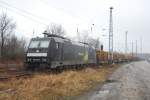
25, 32, 97, 69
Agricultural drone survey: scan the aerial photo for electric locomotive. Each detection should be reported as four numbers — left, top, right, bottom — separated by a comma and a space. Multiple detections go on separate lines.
25, 31, 97, 69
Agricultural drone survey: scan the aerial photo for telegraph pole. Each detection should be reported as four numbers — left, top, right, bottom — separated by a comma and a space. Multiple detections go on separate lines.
91, 24, 95, 35
108, 7, 114, 63
140, 37, 142, 54
125, 31, 128, 60
132, 42, 134, 57
136, 40, 138, 57
125, 31, 128, 54
76, 24, 80, 41
32, 29, 35, 37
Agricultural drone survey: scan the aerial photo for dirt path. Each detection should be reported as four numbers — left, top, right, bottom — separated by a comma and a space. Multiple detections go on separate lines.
74, 61, 150, 100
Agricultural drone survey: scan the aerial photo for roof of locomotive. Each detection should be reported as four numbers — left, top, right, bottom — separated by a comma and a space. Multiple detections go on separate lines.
31, 36, 69, 43
31, 35, 92, 48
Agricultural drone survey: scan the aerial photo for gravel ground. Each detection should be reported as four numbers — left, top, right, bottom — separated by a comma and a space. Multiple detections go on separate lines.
75, 61, 150, 100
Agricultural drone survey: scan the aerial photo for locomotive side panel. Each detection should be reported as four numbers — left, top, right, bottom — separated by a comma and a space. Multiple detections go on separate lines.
62, 41, 90, 66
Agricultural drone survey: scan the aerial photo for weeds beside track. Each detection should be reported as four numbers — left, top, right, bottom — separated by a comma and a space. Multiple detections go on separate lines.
0, 63, 32, 81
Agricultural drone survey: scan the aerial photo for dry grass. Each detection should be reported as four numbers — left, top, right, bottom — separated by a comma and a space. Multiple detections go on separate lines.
0, 65, 119, 100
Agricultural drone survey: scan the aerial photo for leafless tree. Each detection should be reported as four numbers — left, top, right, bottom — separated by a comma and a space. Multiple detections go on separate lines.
5, 35, 26, 60
46, 23, 66, 36
6, 35, 17, 59
77, 30, 89, 43
0, 13, 16, 59
17, 37, 26, 59
76, 30, 102, 49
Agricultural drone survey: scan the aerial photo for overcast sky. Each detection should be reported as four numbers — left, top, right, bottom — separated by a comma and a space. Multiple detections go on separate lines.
0, 0, 150, 53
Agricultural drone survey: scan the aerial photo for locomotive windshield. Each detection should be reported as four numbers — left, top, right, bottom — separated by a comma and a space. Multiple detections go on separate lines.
29, 40, 50, 48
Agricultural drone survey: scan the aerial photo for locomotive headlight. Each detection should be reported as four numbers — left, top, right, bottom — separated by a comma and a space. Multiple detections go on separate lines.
42, 58, 47, 62
27, 58, 32, 62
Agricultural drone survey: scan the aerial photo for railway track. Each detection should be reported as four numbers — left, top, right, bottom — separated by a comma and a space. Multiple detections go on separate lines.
0, 63, 32, 81
0, 71, 32, 81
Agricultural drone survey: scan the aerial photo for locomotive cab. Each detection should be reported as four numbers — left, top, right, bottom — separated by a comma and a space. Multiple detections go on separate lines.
25, 38, 51, 66
25, 35, 66, 69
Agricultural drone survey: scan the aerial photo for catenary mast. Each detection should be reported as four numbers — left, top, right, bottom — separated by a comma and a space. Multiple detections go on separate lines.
108, 7, 114, 63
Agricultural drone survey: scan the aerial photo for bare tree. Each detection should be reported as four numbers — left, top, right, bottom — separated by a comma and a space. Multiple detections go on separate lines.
17, 37, 26, 59
6, 35, 17, 59
5, 35, 26, 60
77, 30, 89, 43
0, 13, 16, 59
76, 30, 102, 49
46, 23, 66, 36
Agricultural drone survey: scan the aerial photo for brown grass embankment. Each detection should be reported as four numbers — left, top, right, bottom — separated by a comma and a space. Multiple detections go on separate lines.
0, 64, 119, 100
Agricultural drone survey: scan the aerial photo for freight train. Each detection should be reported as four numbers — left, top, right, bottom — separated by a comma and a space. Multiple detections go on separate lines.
25, 31, 134, 70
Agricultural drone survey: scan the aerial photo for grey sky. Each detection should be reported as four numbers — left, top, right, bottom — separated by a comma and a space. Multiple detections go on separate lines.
0, 0, 150, 53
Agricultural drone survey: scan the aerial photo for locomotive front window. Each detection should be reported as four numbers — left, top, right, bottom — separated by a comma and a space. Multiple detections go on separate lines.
29, 41, 40, 48
29, 40, 50, 48
40, 40, 50, 48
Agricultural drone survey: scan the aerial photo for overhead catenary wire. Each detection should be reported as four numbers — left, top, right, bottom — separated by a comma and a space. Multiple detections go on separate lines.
38, 0, 93, 29
0, 0, 46, 21
0, 0, 48, 26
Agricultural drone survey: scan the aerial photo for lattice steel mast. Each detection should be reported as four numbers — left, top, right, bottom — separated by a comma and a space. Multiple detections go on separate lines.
108, 7, 114, 63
